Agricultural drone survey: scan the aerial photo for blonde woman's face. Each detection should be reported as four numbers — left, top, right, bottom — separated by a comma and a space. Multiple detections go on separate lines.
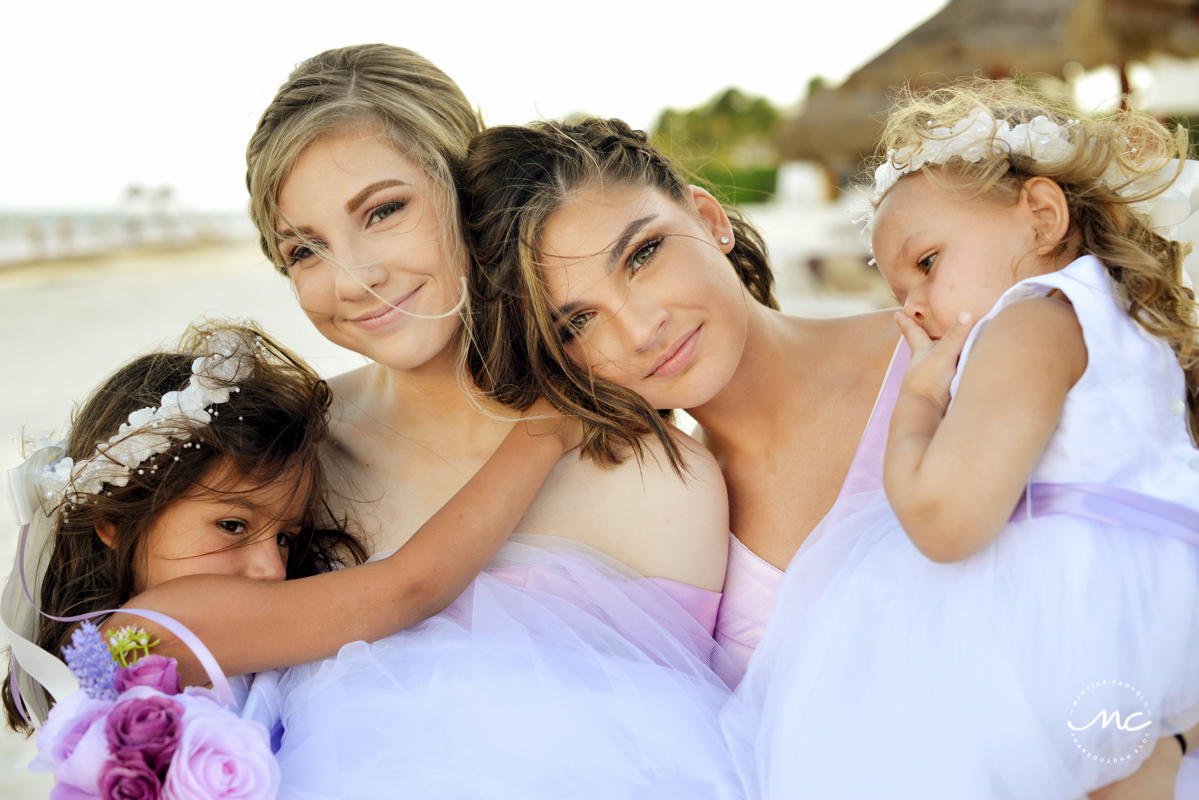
536, 185, 747, 410
275, 127, 464, 371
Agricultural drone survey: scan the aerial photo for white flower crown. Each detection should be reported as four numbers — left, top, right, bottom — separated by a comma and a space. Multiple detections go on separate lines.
864, 107, 1199, 232
38, 329, 256, 510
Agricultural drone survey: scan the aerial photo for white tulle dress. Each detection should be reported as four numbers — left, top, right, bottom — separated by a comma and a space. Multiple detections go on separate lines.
725, 255, 1199, 799
239, 534, 744, 799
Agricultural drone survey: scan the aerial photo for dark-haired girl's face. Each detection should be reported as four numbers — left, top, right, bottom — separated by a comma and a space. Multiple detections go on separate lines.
537, 185, 747, 410
132, 468, 306, 592
275, 126, 465, 371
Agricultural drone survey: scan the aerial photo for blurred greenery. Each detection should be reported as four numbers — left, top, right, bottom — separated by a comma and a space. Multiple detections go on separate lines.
652, 88, 782, 206
1166, 116, 1199, 160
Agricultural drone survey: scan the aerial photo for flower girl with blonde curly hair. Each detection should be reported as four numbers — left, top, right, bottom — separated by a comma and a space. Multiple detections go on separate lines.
727, 79, 1199, 799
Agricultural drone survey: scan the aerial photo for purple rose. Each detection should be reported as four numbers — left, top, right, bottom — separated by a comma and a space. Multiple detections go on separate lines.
161, 714, 278, 800
105, 694, 183, 774
33, 691, 114, 798
99, 758, 161, 800
114, 657, 181, 697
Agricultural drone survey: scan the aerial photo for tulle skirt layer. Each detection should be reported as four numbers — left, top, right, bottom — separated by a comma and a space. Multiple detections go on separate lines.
725, 490, 1199, 800
260, 535, 744, 800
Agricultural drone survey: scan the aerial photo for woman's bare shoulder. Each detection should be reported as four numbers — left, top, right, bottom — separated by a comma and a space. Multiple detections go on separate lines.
520, 427, 729, 590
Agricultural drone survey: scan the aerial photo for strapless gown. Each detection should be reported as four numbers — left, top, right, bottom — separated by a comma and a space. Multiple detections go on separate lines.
240, 534, 744, 799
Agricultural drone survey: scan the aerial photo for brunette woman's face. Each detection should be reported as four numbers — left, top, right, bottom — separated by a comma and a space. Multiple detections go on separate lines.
275, 126, 464, 371
537, 185, 748, 410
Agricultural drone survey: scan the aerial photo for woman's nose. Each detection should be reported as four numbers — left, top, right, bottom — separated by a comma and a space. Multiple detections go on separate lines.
616, 299, 669, 355
243, 536, 287, 582
333, 246, 388, 302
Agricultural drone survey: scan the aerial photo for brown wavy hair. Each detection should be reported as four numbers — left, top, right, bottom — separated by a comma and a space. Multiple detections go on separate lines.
3, 322, 366, 734
461, 117, 778, 474
870, 79, 1199, 445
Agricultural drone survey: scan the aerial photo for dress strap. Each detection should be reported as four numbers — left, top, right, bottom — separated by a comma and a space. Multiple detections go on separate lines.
1012, 482, 1199, 548
838, 338, 910, 498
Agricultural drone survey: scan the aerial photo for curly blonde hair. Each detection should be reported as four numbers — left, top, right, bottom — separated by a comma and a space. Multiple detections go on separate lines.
871, 79, 1199, 445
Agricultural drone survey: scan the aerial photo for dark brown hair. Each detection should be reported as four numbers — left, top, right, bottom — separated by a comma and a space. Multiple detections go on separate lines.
872, 79, 1199, 444
3, 322, 366, 734
461, 118, 778, 474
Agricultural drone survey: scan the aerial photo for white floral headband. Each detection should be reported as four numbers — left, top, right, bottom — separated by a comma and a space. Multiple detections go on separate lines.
36, 328, 256, 510
864, 107, 1199, 232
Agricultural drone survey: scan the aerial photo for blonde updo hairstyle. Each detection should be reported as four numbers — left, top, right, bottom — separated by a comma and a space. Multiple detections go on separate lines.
246, 44, 482, 277
871, 79, 1199, 445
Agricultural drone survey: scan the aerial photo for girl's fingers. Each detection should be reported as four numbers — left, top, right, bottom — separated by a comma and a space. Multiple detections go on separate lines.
934, 311, 975, 362
895, 312, 932, 352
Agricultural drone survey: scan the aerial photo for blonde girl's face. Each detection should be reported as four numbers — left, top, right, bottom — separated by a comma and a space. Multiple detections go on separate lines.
871, 172, 1041, 339
536, 185, 747, 411
275, 126, 464, 371
132, 468, 307, 593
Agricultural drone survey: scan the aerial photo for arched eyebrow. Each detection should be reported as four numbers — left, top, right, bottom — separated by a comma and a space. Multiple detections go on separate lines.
604, 214, 657, 274
554, 214, 658, 320
346, 180, 408, 213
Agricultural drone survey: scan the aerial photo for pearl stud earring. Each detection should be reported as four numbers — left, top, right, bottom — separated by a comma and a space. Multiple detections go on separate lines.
720, 236, 730, 245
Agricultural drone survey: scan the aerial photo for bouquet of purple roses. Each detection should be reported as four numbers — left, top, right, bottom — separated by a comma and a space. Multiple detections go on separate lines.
31, 622, 279, 800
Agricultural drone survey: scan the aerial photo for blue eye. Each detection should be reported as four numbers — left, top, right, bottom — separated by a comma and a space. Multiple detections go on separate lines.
368, 201, 408, 226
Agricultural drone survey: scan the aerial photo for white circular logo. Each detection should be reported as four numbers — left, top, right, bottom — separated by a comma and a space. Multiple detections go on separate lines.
1067, 680, 1154, 764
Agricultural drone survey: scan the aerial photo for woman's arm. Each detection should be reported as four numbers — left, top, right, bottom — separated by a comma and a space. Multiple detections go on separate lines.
884, 298, 1087, 562
104, 400, 580, 686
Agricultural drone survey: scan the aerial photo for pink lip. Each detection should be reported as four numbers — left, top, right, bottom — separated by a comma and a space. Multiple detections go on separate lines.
648, 327, 701, 378
350, 285, 423, 331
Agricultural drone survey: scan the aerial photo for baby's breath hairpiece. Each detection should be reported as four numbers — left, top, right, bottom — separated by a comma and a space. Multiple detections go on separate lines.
38, 328, 256, 509
863, 107, 1199, 232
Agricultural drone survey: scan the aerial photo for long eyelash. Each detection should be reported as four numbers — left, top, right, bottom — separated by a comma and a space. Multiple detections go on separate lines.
628, 237, 663, 273
368, 199, 409, 226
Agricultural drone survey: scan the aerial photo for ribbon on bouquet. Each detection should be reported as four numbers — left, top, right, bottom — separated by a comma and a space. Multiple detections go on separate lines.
2, 446, 235, 728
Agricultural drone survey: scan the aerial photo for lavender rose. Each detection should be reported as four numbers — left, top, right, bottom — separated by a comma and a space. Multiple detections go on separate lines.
98, 758, 161, 800
161, 714, 279, 800
32, 691, 114, 798
113, 656, 181, 696
106, 693, 183, 773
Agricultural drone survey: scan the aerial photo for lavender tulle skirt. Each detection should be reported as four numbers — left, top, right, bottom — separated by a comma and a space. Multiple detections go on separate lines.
724, 489, 1199, 799
243, 535, 743, 799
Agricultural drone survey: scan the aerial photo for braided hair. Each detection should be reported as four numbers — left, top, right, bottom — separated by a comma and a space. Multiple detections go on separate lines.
461, 118, 777, 474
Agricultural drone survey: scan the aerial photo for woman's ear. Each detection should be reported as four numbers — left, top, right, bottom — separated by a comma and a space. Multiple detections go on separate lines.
1021, 177, 1071, 253
686, 185, 735, 253
95, 519, 117, 549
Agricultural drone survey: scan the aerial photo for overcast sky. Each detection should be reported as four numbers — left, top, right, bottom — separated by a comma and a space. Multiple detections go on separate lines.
1, 0, 948, 212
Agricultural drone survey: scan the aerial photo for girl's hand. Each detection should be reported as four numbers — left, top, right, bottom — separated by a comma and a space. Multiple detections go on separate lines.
896, 310, 976, 414
519, 398, 584, 454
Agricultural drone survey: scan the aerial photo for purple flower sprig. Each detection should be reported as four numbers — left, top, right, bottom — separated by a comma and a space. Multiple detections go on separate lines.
61, 621, 118, 701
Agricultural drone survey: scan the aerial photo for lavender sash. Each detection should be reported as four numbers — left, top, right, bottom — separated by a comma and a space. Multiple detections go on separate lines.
1012, 483, 1199, 548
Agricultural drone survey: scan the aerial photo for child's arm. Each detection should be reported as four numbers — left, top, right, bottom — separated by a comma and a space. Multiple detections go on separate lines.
884, 297, 1087, 562
103, 400, 581, 686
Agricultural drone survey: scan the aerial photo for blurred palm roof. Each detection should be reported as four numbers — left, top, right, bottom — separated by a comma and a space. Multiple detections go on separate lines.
783, 0, 1199, 183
